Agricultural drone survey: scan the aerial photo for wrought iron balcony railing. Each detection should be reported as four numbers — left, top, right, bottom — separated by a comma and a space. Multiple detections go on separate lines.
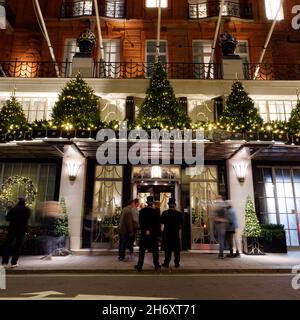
189, 1, 252, 20
0, 60, 221, 79
1, 60, 300, 80
61, 0, 126, 19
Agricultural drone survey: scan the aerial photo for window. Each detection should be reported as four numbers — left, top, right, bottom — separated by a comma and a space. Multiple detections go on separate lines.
256, 100, 296, 122
61, 0, 93, 18
255, 167, 300, 246
0, 162, 58, 225
193, 40, 214, 79
63, 38, 79, 77
189, 0, 241, 19
92, 166, 123, 247
105, 0, 126, 18
264, 0, 284, 20
101, 39, 121, 78
146, 40, 167, 76
146, 0, 168, 8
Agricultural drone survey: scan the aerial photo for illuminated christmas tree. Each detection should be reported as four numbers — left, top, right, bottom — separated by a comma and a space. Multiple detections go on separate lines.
243, 197, 261, 237
0, 95, 28, 133
288, 99, 300, 135
136, 60, 191, 129
51, 73, 100, 129
220, 80, 263, 132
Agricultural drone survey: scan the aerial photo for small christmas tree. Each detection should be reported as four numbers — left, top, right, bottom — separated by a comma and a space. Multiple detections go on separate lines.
288, 98, 300, 135
55, 198, 69, 237
243, 197, 261, 237
51, 73, 100, 129
220, 80, 263, 133
136, 60, 191, 129
0, 95, 28, 133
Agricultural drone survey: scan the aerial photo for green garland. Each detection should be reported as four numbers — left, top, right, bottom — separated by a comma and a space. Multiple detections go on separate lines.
0, 175, 37, 206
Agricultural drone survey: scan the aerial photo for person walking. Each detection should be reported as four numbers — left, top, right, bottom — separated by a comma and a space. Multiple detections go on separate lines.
118, 200, 135, 261
128, 198, 140, 257
225, 200, 240, 257
212, 195, 228, 259
1, 197, 31, 268
134, 196, 161, 271
161, 198, 183, 268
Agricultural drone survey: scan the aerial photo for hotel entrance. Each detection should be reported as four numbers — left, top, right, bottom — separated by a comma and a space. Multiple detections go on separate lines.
132, 166, 181, 213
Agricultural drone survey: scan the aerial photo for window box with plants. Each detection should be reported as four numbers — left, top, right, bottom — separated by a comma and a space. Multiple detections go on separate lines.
261, 224, 287, 253
242, 197, 264, 255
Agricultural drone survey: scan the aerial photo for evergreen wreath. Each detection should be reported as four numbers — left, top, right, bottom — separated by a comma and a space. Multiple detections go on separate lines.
0, 175, 37, 206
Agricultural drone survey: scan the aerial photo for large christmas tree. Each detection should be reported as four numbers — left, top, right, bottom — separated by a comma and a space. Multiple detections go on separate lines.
52, 73, 100, 129
288, 99, 300, 135
0, 96, 28, 133
220, 80, 263, 132
243, 197, 261, 237
136, 60, 191, 129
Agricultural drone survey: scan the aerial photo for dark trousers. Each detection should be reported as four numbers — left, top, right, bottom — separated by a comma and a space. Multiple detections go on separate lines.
2, 230, 25, 265
164, 249, 180, 267
226, 231, 235, 254
137, 236, 160, 268
118, 234, 131, 259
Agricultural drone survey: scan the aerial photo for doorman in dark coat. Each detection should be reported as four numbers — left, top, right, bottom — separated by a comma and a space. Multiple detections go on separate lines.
134, 196, 161, 271
1, 197, 31, 267
161, 198, 183, 268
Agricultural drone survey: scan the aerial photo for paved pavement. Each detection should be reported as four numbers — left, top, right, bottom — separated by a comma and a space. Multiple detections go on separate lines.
2, 249, 300, 274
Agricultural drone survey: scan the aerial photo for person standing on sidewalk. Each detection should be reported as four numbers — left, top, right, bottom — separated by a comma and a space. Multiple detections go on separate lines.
134, 196, 161, 271
161, 198, 183, 268
128, 198, 140, 257
118, 200, 135, 261
225, 200, 240, 258
212, 195, 228, 259
1, 197, 31, 268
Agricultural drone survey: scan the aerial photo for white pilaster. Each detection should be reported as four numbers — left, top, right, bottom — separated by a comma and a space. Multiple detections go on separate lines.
59, 145, 87, 250
227, 147, 255, 251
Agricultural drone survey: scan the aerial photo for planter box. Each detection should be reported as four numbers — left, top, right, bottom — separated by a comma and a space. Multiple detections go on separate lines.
242, 236, 265, 255
61, 130, 76, 139
32, 129, 47, 139
46, 129, 61, 139
263, 236, 287, 253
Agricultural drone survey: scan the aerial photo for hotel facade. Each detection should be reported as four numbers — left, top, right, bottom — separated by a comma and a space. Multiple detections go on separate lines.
1, 0, 300, 251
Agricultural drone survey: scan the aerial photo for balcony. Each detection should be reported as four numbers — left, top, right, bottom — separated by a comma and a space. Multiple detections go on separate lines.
1, 60, 300, 80
189, 1, 252, 20
61, 0, 126, 19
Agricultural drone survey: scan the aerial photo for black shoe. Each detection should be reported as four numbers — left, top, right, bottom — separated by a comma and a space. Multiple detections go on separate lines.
218, 254, 224, 259
174, 264, 180, 268
162, 263, 169, 268
233, 253, 241, 258
134, 265, 142, 272
154, 265, 161, 271
226, 253, 234, 258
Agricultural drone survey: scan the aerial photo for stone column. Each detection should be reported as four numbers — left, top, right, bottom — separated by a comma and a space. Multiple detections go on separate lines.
227, 147, 255, 252
59, 145, 87, 250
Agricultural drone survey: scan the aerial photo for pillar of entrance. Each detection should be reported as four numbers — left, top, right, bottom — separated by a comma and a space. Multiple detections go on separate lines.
59, 145, 87, 250
227, 147, 255, 252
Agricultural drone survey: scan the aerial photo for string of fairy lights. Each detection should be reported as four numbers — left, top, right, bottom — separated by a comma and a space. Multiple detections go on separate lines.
0, 63, 300, 136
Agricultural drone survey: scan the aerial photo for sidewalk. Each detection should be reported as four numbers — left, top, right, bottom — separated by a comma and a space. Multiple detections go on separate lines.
3, 249, 300, 274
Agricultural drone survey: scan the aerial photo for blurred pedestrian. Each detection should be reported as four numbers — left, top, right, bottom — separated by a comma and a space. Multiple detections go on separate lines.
128, 198, 140, 257
118, 200, 135, 261
134, 196, 161, 271
1, 197, 31, 268
225, 200, 240, 257
161, 198, 183, 268
211, 195, 228, 259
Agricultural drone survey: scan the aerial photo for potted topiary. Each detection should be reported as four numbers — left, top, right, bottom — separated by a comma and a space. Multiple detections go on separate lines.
242, 197, 264, 255
261, 224, 287, 253
76, 28, 96, 55
219, 31, 238, 56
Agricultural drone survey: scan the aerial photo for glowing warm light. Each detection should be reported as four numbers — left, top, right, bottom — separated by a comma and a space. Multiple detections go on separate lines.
146, 0, 168, 8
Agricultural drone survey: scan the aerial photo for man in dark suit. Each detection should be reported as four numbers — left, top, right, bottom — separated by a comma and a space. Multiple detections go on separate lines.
134, 196, 161, 271
1, 197, 31, 268
161, 198, 183, 268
